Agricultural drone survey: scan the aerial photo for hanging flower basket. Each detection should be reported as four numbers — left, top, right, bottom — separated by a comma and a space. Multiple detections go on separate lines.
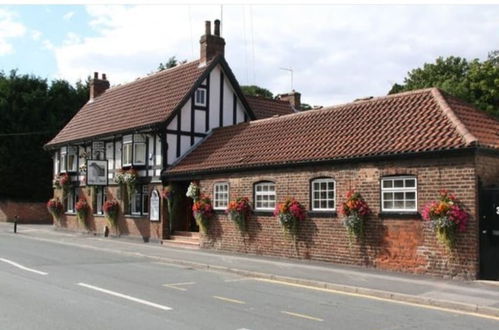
226, 197, 252, 232
341, 191, 371, 240
47, 198, 64, 222
53, 173, 70, 191
274, 198, 306, 237
103, 199, 120, 229
75, 197, 90, 227
186, 181, 200, 201
115, 168, 138, 202
421, 190, 469, 248
192, 195, 214, 234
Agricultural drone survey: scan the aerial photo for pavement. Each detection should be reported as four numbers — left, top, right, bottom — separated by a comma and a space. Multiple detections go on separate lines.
2, 222, 499, 319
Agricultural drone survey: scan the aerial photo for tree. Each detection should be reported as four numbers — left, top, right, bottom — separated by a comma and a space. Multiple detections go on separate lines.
389, 52, 499, 117
240, 85, 274, 99
0, 70, 88, 201
157, 56, 187, 71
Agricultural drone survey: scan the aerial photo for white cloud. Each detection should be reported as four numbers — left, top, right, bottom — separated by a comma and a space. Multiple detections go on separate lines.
63, 11, 75, 21
0, 9, 26, 55
53, 5, 499, 106
31, 29, 42, 41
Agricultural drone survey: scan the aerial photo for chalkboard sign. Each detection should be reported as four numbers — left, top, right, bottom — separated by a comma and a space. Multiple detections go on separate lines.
150, 189, 160, 221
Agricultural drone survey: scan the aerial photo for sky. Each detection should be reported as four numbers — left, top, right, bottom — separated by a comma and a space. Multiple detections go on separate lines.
0, 3, 498, 107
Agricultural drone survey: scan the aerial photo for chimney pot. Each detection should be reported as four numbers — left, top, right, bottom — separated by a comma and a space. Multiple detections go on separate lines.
214, 19, 220, 36
94, 72, 98, 79
102, 73, 107, 80
205, 21, 211, 35
89, 72, 110, 100
278, 91, 302, 111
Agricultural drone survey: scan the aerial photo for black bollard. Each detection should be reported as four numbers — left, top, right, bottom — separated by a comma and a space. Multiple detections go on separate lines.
14, 215, 18, 233
104, 226, 109, 237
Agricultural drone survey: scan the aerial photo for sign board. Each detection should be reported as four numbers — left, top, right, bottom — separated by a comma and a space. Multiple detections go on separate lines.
86, 160, 108, 186
150, 190, 160, 221
92, 141, 105, 160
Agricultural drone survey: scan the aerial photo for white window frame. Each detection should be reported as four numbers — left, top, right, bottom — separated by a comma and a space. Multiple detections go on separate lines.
54, 151, 60, 175
60, 147, 67, 173
381, 176, 417, 212
122, 134, 146, 167
129, 185, 149, 216
194, 88, 207, 107
65, 188, 75, 213
130, 188, 141, 216
254, 182, 276, 211
311, 178, 336, 211
122, 135, 133, 167
213, 182, 229, 210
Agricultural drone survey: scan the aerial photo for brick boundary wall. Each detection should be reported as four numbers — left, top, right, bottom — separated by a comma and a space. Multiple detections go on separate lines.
197, 154, 480, 279
0, 200, 51, 224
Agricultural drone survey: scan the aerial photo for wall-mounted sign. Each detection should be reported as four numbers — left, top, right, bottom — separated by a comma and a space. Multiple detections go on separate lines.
92, 141, 105, 160
86, 160, 108, 186
150, 189, 160, 221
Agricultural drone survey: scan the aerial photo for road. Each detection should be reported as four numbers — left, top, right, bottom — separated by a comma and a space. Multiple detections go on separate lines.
1, 230, 498, 329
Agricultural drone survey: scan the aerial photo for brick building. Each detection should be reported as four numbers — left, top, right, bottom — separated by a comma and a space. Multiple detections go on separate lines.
45, 20, 499, 280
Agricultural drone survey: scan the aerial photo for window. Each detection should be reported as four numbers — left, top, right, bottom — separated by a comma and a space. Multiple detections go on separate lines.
194, 88, 207, 106
254, 182, 276, 211
65, 188, 76, 213
60, 146, 77, 172
129, 185, 149, 216
122, 134, 146, 167
213, 182, 229, 210
381, 176, 417, 212
93, 187, 105, 215
54, 151, 60, 175
311, 178, 336, 211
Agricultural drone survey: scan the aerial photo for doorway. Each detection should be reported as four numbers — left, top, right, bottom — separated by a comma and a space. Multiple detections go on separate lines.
479, 187, 499, 280
170, 181, 198, 234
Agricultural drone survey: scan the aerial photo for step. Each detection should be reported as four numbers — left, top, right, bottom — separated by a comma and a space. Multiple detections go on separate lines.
161, 238, 200, 250
172, 231, 200, 238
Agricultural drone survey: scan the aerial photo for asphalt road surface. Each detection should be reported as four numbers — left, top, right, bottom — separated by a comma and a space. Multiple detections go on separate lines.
1, 231, 498, 330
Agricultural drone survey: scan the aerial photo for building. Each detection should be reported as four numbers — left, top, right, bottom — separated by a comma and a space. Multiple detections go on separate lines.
45, 20, 499, 280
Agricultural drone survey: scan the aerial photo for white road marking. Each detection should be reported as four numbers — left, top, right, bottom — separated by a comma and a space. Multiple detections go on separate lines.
281, 311, 324, 322
213, 295, 246, 304
0, 258, 48, 275
77, 282, 172, 311
224, 278, 253, 283
162, 282, 196, 291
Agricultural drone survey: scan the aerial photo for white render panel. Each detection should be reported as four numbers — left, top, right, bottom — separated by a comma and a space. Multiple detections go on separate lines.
180, 100, 191, 132
194, 110, 206, 133
236, 99, 245, 124
180, 135, 190, 156
115, 141, 122, 169
106, 142, 114, 170
223, 79, 233, 126
167, 116, 177, 130
53, 151, 59, 175
209, 65, 221, 130
155, 136, 162, 166
166, 133, 176, 165
78, 146, 85, 171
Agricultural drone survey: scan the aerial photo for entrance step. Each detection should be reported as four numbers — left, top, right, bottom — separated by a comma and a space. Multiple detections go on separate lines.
161, 232, 200, 250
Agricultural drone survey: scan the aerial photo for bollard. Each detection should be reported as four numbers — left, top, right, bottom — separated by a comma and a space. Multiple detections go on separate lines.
14, 215, 18, 233
104, 226, 109, 237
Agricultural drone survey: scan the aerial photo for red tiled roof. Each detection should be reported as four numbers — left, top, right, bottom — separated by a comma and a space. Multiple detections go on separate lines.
46, 59, 213, 147
245, 95, 295, 119
167, 88, 499, 175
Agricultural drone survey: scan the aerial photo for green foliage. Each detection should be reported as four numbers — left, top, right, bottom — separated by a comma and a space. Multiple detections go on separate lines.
389, 52, 499, 117
0, 70, 88, 201
157, 56, 187, 71
241, 85, 274, 99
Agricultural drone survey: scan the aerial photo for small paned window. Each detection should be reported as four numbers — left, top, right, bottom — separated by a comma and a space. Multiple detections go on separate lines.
65, 188, 76, 213
60, 146, 77, 173
93, 187, 105, 215
311, 178, 336, 211
122, 134, 146, 167
381, 176, 417, 212
129, 185, 149, 216
194, 88, 207, 107
254, 182, 276, 211
213, 182, 229, 210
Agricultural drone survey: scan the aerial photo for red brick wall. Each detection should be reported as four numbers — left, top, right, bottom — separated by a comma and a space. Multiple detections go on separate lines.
197, 154, 479, 279
52, 184, 164, 241
476, 152, 499, 187
0, 200, 51, 223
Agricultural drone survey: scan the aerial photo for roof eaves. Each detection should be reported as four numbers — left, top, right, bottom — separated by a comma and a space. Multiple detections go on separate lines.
431, 88, 478, 147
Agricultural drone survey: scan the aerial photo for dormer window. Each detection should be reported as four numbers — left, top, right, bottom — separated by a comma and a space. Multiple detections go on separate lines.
122, 134, 146, 167
60, 146, 77, 173
194, 88, 207, 107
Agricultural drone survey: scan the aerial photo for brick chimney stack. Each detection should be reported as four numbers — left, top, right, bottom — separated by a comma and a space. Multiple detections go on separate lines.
278, 90, 302, 111
89, 72, 110, 100
200, 19, 225, 65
